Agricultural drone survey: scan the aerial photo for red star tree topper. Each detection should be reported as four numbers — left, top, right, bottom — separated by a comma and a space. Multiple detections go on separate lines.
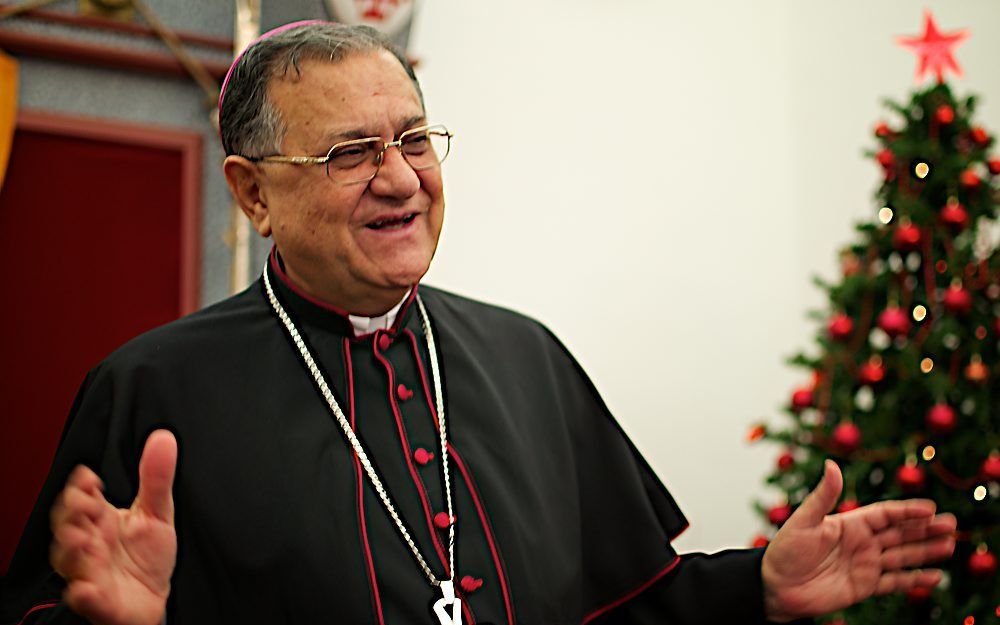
896, 10, 968, 84
359, 0, 401, 20
753, 10, 1000, 625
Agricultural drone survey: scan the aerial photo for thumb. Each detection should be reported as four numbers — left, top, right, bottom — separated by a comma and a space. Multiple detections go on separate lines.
788, 459, 842, 527
134, 429, 178, 524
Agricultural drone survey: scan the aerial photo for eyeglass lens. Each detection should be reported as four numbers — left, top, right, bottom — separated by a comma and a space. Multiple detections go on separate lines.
325, 126, 451, 183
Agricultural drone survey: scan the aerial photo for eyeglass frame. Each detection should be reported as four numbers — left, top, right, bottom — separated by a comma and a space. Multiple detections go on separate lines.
247, 123, 453, 184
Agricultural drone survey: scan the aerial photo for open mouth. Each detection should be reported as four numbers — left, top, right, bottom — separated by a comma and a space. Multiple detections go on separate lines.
365, 213, 418, 231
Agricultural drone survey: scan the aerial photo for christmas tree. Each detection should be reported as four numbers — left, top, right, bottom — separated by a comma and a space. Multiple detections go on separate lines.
750, 13, 999, 625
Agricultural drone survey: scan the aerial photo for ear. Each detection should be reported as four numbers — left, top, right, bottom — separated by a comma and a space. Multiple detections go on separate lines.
223, 156, 272, 237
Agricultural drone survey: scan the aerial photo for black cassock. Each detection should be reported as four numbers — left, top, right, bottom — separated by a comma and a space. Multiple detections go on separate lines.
2, 252, 784, 625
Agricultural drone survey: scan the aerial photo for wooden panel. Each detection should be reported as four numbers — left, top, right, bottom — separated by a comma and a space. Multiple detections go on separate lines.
0, 3, 233, 51
0, 28, 230, 80
0, 110, 202, 572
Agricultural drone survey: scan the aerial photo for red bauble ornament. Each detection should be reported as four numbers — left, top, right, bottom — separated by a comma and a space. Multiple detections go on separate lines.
966, 357, 989, 384
934, 104, 955, 124
837, 499, 861, 513
791, 388, 814, 411
751, 535, 770, 548
831, 422, 862, 454
940, 201, 969, 230
878, 306, 911, 338
970, 126, 990, 147
777, 451, 795, 471
876, 149, 896, 168
892, 222, 922, 251
960, 169, 981, 189
981, 454, 1000, 481
926, 403, 957, 434
858, 359, 886, 386
810, 369, 824, 390
874, 122, 892, 138
943, 284, 973, 315
767, 503, 793, 526
968, 547, 997, 577
896, 464, 926, 492
827, 314, 854, 342
989, 158, 1000, 175
907, 586, 933, 603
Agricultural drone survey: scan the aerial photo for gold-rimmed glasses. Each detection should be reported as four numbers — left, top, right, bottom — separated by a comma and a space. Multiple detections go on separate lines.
250, 124, 453, 184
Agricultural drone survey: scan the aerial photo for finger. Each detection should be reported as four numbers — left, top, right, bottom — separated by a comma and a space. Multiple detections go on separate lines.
66, 465, 104, 495
64, 580, 113, 625
881, 535, 955, 570
787, 459, 843, 527
134, 429, 178, 524
859, 499, 937, 533
51, 481, 108, 533
52, 519, 95, 557
874, 569, 943, 596
877, 514, 958, 549
51, 522, 98, 581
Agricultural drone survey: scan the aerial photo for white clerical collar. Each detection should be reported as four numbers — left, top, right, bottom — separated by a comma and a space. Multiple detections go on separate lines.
348, 289, 411, 337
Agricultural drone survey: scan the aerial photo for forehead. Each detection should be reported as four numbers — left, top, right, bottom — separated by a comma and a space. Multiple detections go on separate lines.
267, 51, 424, 147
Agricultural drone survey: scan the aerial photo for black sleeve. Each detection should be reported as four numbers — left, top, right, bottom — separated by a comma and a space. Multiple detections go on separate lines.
7, 604, 89, 625
0, 364, 146, 625
592, 548, 814, 625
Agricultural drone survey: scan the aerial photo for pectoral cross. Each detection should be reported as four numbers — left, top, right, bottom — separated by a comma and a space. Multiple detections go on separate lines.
432, 580, 462, 625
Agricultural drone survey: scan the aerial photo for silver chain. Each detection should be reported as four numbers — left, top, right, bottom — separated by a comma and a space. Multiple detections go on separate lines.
263, 267, 455, 588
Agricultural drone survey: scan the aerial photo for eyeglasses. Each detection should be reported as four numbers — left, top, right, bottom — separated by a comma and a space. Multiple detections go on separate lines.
250, 124, 453, 184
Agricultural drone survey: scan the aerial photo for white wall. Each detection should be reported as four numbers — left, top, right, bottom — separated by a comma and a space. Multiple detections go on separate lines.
408, 1, 1000, 552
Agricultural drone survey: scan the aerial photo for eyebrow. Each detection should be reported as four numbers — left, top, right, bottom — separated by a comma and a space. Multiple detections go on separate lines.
321, 115, 428, 146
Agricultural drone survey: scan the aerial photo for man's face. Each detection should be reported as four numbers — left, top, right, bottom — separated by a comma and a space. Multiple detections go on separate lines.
255, 51, 444, 308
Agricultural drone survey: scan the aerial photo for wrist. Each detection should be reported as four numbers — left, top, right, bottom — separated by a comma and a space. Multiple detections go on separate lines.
761, 551, 795, 623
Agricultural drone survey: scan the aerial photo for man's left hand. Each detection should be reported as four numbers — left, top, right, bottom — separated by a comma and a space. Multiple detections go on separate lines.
761, 459, 957, 622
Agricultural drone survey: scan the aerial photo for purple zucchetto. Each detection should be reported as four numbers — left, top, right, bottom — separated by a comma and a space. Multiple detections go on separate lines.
218, 19, 328, 112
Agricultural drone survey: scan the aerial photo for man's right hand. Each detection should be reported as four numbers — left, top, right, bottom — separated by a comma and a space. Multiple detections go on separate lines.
49, 430, 178, 625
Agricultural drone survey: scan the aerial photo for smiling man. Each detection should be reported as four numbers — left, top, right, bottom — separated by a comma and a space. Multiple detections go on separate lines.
1, 21, 956, 625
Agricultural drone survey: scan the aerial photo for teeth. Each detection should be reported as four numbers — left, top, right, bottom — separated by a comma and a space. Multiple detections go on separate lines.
368, 214, 416, 229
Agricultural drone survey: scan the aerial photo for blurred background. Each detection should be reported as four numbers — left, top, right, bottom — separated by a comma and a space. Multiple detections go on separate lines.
0, 0, 998, 572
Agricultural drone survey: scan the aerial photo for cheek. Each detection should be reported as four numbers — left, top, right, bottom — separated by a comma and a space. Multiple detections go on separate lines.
296, 188, 363, 230
419, 170, 445, 205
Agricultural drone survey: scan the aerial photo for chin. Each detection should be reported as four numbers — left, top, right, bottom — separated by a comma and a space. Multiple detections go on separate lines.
380, 246, 435, 285
379, 260, 431, 289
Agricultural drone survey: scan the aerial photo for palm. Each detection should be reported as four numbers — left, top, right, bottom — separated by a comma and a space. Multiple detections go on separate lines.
51, 430, 178, 625
761, 461, 956, 622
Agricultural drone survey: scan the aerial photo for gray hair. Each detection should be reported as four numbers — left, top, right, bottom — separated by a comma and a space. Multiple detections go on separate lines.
219, 22, 424, 157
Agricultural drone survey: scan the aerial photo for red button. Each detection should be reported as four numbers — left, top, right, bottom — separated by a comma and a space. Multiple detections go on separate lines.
460, 576, 484, 594
377, 334, 391, 351
433, 512, 454, 529
414, 448, 435, 465
397, 383, 414, 401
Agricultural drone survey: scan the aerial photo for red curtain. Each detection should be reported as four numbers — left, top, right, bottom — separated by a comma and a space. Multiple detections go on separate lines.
0, 126, 188, 572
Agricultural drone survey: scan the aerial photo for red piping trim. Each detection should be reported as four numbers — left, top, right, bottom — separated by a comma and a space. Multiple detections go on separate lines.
269, 248, 352, 317
372, 338, 476, 625
345, 339, 386, 625
580, 555, 681, 624
391, 285, 419, 334
448, 449, 516, 625
670, 522, 690, 541
15, 601, 59, 625
352, 286, 418, 341
268, 247, 418, 337
404, 328, 515, 625
372, 346, 452, 573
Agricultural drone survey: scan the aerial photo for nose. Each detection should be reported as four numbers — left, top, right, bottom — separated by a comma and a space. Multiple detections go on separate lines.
368, 144, 421, 199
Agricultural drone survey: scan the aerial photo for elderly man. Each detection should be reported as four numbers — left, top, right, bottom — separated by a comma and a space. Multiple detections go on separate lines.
2, 21, 955, 625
